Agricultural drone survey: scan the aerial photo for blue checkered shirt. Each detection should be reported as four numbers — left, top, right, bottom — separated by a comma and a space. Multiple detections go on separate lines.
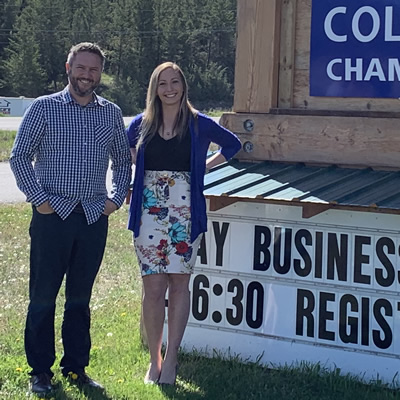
10, 87, 132, 224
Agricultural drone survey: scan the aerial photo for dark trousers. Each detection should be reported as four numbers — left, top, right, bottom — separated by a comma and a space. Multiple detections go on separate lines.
25, 208, 108, 377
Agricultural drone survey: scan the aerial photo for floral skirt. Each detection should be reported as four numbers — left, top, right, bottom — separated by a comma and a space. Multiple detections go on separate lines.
134, 170, 202, 276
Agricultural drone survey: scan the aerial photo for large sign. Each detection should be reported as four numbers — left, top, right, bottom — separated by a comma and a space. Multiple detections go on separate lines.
310, 0, 400, 98
178, 203, 400, 384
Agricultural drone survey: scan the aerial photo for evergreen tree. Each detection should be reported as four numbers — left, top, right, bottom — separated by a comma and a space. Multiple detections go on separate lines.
0, 0, 21, 56
106, 0, 139, 79
34, 0, 69, 92
156, 0, 190, 67
1, 5, 47, 97
206, 0, 236, 82
0, 0, 25, 95
135, 0, 157, 80
0, 0, 238, 110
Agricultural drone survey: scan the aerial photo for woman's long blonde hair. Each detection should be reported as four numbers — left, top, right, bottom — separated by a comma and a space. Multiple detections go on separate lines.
137, 62, 198, 148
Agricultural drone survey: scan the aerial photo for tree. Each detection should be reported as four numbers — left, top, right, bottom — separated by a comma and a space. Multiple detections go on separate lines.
205, 0, 236, 83
135, 0, 158, 83
0, 0, 25, 95
0, 0, 238, 110
106, 0, 139, 79
1, 5, 47, 97
33, 0, 70, 92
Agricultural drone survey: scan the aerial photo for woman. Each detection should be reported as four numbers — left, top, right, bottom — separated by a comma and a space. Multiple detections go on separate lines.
127, 62, 241, 385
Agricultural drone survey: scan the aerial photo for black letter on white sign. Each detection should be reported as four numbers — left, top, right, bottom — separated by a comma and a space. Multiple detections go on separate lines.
212, 221, 229, 267
197, 234, 207, 265
296, 289, 315, 337
253, 225, 272, 271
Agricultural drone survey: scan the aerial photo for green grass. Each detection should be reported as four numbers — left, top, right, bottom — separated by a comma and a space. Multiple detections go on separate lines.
0, 130, 16, 162
1, 205, 400, 399
201, 109, 228, 117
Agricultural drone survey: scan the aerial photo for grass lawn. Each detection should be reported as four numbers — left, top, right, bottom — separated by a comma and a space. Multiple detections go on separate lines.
0, 204, 400, 399
0, 130, 16, 162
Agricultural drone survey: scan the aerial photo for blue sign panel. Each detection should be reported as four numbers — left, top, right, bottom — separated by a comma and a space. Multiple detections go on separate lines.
310, 1, 400, 98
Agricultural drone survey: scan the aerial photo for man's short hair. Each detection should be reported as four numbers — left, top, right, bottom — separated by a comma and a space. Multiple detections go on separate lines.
67, 42, 106, 69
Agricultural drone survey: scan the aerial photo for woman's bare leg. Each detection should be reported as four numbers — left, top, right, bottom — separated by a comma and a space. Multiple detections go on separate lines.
159, 274, 191, 384
142, 274, 168, 382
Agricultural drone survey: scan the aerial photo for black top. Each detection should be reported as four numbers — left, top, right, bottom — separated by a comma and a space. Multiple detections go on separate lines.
144, 129, 191, 171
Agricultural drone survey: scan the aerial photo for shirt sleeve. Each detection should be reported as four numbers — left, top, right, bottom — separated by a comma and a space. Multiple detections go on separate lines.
203, 115, 241, 160
108, 108, 133, 208
9, 100, 49, 206
126, 114, 143, 148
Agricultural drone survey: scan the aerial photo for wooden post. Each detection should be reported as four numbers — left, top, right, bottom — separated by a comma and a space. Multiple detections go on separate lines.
278, 0, 297, 108
221, 0, 400, 169
233, 0, 281, 113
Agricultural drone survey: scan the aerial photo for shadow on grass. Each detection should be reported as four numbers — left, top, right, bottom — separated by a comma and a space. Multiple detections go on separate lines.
157, 351, 400, 400
76, 385, 113, 400
157, 352, 271, 400
39, 381, 113, 400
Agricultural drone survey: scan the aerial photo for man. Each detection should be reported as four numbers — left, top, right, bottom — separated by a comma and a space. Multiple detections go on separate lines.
10, 42, 132, 395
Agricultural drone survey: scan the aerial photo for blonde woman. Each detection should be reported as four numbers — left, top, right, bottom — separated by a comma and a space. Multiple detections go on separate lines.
127, 62, 241, 385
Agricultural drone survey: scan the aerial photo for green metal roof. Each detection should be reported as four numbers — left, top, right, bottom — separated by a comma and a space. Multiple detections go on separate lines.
204, 159, 400, 214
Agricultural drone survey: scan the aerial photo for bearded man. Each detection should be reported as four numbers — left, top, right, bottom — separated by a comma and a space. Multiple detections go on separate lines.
10, 42, 132, 395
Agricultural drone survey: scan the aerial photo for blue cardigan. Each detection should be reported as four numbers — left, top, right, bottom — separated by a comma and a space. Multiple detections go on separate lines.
126, 112, 241, 242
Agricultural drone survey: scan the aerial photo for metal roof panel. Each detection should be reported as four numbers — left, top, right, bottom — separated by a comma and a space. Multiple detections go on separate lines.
205, 160, 400, 212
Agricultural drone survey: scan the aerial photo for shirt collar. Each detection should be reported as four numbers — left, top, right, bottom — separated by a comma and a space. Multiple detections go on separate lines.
62, 86, 107, 107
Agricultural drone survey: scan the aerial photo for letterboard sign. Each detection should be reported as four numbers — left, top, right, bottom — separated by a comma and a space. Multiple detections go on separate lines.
174, 202, 400, 384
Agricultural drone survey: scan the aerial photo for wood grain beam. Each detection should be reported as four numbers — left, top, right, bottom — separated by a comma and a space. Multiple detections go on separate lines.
234, 0, 281, 113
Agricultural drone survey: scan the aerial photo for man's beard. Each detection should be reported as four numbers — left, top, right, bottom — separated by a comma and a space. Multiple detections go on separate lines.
68, 71, 100, 97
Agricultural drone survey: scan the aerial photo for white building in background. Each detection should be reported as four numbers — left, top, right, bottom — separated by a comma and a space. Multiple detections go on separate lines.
0, 96, 34, 116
